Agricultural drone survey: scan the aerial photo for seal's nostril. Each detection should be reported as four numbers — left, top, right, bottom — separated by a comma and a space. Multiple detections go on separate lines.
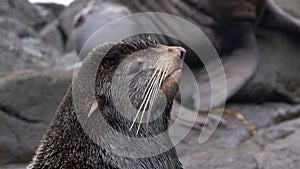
179, 47, 186, 60
168, 46, 186, 60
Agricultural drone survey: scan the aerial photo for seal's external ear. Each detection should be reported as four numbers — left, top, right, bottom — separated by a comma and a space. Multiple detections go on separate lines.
72, 43, 117, 120
87, 100, 98, 118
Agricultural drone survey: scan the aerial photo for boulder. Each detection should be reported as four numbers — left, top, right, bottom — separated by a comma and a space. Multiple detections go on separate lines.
0, 29, 47, 71
0, 17, 37, 38
21, 38, 60, 69
0, 28, 76, 72
53, 51, 78, 70
40, 21, 65, 53
0, 164, 27, 169
177, 103, 300, 169
0, 0, 46, 30
34, 3, 65, 21
0, 70, 72, 163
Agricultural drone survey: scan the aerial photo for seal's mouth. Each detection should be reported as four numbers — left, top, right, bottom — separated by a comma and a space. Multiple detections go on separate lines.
167, 67, 182, 79
162, 67, 182, 88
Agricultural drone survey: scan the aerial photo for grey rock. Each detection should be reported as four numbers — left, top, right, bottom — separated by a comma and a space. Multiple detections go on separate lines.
232, 29, 300, 103
262, 119, 300, 169
228, 103, 300, 129
0, 70, 72, 163
33, 4, 57, 24
0, 0, 46, 30
40, 21, 65, 53
0, 29, 46, 71
176, 103, 300, 157
35, 3, 65, 18
34, 3, 65, 23
0, 164, 26, 169
21, 38, 60, 69
177, 104, 300, 169
0, 17, 37, 38
53, 51, 78, 70
0, 28, 77, 72
180, 141, 261, 169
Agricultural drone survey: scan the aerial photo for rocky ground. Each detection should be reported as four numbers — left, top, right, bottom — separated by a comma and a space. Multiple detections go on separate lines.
0, 0, 299, 169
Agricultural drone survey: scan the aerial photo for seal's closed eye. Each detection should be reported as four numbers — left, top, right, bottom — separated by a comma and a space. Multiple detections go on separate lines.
128, 61, 144, 74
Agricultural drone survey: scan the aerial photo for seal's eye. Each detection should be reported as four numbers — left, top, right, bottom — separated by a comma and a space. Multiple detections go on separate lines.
129, 61, 143, 74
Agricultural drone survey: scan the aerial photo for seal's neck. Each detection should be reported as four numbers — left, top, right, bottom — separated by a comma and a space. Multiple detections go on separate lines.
28, 87, 183, 169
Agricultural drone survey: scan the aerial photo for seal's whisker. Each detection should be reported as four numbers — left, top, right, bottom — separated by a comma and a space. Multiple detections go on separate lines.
136, 68, 164, 134
129, 68, 159, 131
135, 68, 163, 134
146, 64, 170, 125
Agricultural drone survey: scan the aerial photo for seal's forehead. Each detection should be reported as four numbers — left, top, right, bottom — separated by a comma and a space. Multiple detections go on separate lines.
102, 36, 159, 61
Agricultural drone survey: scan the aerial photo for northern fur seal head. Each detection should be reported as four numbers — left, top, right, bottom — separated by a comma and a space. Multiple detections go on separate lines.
94, 36, 186, 136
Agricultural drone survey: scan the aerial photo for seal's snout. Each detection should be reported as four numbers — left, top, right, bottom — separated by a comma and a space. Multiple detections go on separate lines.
168, 46, 186, 60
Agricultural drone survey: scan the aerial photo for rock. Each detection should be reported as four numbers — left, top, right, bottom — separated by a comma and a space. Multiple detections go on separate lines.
175, 103, 300, 157
231, 29, 300, 103
53, 51, 78, 70
228, 103, 300, 129
177, 104, 300, 169
180, 141, 261, 169
35, 3, 65, 19
0, 28, 78, 72
35, 4, 67, 52
40, 21, 65, 53
33, 4, 57, 24
0, 70, 72, 163
262, 119, 300, 169
0, 17, 37, 38
0, 164, 26, 169
0, 0, 46, 30
21, 37, 61, 68
0, 29, 46, 71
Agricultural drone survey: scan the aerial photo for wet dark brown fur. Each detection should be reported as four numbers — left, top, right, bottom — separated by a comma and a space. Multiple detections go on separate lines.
28, 37, 183, 169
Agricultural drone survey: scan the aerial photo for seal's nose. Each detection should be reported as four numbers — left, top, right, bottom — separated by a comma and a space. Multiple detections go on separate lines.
168, 46, 186, 60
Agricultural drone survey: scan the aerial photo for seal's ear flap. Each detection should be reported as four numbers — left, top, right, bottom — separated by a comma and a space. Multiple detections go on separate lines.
87, 100, 98, 118
72, 43, 117, 120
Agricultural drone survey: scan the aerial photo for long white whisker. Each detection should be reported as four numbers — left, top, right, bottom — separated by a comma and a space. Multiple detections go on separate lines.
136, 68, 163, 134
146, 64, 170, 124
129, 69, 159, 131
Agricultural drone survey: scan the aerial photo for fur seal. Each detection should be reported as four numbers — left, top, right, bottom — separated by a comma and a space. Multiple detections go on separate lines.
27, 37, 185, 169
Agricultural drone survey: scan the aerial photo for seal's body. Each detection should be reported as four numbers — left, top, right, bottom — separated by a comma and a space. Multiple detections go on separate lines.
28, 37, 185, 169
